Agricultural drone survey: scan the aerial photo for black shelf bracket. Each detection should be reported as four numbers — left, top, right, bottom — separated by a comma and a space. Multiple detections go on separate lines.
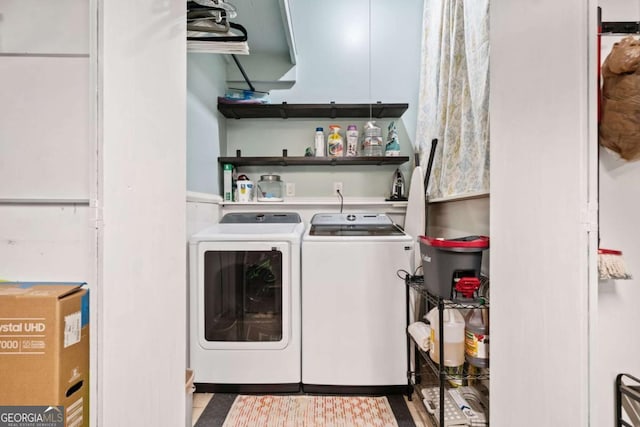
231, 54, 256, 93
279, 102, 288, 119
229, 108, 240, 119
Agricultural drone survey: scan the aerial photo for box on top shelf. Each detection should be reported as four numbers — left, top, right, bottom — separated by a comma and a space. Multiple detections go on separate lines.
0, 282, 89, 427
419, 236, 489, 299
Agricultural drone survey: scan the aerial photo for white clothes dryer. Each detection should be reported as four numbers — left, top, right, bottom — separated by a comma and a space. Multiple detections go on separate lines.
189, 212, 304, 392
301, 213, 414, 394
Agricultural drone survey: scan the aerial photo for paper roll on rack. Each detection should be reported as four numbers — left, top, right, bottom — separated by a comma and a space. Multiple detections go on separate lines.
407, 321, 430, 351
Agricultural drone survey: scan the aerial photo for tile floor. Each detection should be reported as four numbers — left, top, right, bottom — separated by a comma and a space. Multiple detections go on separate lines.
191, 392, 213, 426
191, 392, 431, 426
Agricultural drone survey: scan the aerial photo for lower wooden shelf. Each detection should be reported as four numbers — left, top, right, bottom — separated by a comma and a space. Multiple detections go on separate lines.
218, 155, 409, 167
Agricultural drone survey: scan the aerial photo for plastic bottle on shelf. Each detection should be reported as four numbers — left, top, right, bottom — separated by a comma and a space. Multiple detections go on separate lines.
327, 125, 344, 157
384, 121, 401, 156
314, 127, 325, 157
345, 124, 358, 157
425, 307, 466, 367
464, 305, 489, 368
361, 121, 383, 156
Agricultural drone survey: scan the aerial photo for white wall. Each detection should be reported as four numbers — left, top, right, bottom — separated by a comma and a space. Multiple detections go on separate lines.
0, 1, 96, 424
596, 3, 640, 424
0, 0, 89, 55
490, 0, 594, 425
99, 1, 186, 425
273, 0, 423, 141
0, 56, 90, 199
427, 196, 490, 275
187, 53, 227, 195
598, 148, 640, 426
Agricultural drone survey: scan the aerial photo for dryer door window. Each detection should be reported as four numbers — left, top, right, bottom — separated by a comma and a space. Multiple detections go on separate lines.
200, 244, 290, 349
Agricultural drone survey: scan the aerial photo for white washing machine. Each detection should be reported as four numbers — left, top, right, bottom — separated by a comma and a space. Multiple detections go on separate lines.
301, 213, 414, 393
189, 212, 304, 392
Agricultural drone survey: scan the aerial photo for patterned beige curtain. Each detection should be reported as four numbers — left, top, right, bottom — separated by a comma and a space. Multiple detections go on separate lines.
415, 0, 490, 199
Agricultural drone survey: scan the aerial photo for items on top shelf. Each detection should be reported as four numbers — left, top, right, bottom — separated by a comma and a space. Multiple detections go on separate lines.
345, 125, 358, 157
361, 121, 384, 156
385, 121, 401, 156
326, 125, 344, 158
218, 89, 270, 105
314, 128, 325, 157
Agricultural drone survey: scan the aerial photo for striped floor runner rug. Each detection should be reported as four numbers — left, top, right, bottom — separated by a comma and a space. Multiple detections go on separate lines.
195, 393, 417, 427
224, 395, 397, 427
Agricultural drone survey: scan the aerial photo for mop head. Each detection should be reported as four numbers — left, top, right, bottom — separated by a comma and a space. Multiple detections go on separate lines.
598, 249, 632, 280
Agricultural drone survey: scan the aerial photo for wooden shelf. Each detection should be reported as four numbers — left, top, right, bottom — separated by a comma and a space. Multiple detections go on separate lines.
217, 102, 409, 119
218, 156, 410, 167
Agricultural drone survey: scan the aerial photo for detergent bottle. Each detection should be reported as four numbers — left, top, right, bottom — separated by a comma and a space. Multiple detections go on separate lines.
425, 307, 465, 367
465, 305, 489, 368
327, 125, 344, 157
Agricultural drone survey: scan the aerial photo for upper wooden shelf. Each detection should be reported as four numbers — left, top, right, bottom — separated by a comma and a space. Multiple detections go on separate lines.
217, 102, 409, 119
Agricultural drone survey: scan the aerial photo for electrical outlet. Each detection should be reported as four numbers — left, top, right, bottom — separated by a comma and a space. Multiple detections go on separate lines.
333, 182, 343, 194
286, 182, 295, 197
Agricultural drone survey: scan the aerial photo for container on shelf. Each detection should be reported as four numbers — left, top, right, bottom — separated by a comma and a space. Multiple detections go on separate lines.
314, 127, 325, 157
361, 121, 384, 156
327, 125, 344, 157
237, 179, 254, 202
235, 174, 253, 202
345, 124, 358, 157
384, 121, 401, 156
425, 307, 465, 365
465, 306, 489, 368
419, 235, 490, 299
223, 163, 233, 201
257, 174, 284, 202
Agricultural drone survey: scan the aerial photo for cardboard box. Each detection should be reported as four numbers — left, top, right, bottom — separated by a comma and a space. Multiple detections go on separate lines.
0, 282, 89, 427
